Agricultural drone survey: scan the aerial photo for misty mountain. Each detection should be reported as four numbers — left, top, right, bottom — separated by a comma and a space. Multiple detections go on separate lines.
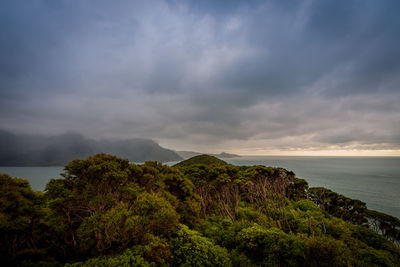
0, 130, 182, 166
176, 151, 240, 160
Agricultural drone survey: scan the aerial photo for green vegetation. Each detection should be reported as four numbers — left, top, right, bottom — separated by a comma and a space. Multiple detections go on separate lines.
173, 154, 228, 168
1, 154, 399, 266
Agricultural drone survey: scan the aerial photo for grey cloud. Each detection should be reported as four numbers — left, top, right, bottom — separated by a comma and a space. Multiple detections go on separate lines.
0, 0, 399, 153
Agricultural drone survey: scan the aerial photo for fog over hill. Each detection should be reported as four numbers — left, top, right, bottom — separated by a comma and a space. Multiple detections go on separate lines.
0, 130, 182, 166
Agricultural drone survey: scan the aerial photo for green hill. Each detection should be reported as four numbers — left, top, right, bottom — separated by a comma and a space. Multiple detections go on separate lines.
174, 154, 228, 167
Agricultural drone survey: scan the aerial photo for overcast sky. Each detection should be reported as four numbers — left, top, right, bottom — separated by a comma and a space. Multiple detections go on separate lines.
1, 0, 400, 155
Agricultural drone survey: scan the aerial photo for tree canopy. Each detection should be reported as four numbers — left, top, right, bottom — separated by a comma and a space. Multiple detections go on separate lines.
0, 154, 399, 266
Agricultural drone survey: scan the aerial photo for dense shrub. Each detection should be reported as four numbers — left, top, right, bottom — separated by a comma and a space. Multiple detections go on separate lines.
1, 154, 399, 266
171, 225, 232, 267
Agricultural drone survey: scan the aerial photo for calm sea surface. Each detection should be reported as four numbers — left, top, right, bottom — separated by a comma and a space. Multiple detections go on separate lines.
0, 166, 64, 191
1, 156, 399, 218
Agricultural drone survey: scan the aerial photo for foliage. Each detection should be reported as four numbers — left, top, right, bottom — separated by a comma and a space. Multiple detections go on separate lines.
288, 178, 309, 200
171, 225, 232, 267
66, 248, 151, 267
173, 154, 227, 168
237, 225, 305, 266
364, 209, 400, 245
0, 174, 48, 264
1, 154, 400, 266
308, 187, 368, 225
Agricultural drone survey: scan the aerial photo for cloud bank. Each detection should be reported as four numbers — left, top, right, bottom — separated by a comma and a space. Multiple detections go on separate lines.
1, 0, 399, 154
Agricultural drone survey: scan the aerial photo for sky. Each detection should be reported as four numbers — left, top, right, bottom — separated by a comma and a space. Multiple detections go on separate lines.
1, 0, 400, 155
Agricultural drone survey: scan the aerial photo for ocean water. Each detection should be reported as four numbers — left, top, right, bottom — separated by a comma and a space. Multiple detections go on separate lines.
1, 156, 399, 218
0, 166, 64, 192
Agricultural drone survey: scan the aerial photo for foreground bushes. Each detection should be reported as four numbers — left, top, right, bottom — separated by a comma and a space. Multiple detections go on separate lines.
0, 154, 399, 266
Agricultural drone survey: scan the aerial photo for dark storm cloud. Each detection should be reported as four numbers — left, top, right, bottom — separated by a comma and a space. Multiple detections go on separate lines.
0, 0, 399, 153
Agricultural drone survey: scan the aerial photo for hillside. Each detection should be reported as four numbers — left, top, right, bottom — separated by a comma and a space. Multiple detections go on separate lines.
0, 153, 399, 266
174, 154, 228, 167
0, 130, 182, 166
177, 151, 240, 159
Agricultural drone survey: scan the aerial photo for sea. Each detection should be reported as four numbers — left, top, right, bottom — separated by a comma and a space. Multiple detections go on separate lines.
1, 156, 399, 218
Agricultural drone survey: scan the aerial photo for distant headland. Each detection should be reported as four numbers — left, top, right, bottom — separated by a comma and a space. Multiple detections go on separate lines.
0, 129, 240, 166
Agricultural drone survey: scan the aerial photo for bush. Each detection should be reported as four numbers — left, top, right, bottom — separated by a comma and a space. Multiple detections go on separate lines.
294, 199, 320, 212
237, 225, 305, 266
171, 225, 232, 267
66, 249, 151, 267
